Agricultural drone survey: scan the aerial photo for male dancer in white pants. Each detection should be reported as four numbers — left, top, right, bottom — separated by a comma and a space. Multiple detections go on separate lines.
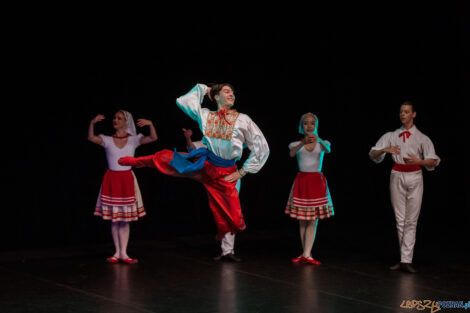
369, 101, 440, 273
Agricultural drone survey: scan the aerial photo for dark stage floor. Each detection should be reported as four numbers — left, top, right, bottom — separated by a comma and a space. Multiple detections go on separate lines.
1, 231, 468, 313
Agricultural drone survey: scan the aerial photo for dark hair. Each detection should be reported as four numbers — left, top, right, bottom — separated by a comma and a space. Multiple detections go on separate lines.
401, 100, 416, 112
209, 83, 235, 102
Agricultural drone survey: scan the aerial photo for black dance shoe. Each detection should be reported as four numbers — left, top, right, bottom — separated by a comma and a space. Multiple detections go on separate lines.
389, 263, 401, 271
400, 262, 417, 273
214, 253, 242, 262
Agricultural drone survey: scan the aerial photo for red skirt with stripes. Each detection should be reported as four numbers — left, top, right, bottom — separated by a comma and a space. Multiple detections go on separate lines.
94, 170, 146, 222
285, 172, 334, 221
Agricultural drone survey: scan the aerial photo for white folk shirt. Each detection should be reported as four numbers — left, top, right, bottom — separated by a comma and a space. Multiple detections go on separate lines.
370, 125, 440, 171
99, 134, 143, 171
176, 84, 270, 174
289, 141, 330, 172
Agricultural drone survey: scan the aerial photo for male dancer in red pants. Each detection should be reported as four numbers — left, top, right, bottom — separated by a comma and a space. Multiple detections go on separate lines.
119, 83, 269, 262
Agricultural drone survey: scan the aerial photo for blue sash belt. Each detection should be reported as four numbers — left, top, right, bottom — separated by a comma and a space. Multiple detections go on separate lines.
169, 148, 236, 174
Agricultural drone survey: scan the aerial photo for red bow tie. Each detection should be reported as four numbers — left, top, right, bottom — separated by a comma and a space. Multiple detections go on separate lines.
399, 131, 411, 143
218, 108, 232, 125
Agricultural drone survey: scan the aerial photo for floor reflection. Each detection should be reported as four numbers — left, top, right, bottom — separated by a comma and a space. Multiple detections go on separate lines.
218, 263, 238, 313
296, 265, 320, 313
99, 264, 130, 312
392, 273, 438, 313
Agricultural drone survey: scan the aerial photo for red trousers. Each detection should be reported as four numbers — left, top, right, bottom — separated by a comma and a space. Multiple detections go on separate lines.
120, 150, 245, 239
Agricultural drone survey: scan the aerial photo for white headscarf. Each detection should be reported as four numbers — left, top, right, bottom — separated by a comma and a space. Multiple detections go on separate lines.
298, 112, 318, 135
118, 110, 137, 136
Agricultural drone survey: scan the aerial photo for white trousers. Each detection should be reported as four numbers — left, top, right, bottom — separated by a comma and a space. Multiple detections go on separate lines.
221, 232, 236, 256
390, 170, 423, 263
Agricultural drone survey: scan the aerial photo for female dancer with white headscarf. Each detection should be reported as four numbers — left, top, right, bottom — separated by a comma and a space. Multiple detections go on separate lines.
88, 110, 157, 264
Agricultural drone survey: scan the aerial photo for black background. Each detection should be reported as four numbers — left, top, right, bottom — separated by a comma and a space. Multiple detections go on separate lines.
3, 4, 467, 257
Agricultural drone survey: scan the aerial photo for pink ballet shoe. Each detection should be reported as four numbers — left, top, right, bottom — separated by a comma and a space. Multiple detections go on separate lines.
105, 256, 119, 264
120, 257, 139, 264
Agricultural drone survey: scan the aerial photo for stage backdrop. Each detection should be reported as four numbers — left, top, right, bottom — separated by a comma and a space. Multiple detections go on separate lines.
3, 6, 467, 254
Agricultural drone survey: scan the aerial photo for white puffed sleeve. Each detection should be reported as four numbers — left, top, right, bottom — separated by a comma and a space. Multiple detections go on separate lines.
176, 84, 209, 130
129, 134, 144, 149
240, 116, 270, 174
288, 141, 301, 150
320, 139, 331, 153
99, 135, 111, 148
369, 132, 393, 163
421, 135, 440, 171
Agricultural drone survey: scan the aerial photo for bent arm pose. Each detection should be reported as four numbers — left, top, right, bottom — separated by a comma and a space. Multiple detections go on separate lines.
369, 101, 440, 273
285, 112, 334, 265
90, 110, 157, 264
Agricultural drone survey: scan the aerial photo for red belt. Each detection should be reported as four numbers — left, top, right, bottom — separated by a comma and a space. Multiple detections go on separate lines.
392, 163, 421, 172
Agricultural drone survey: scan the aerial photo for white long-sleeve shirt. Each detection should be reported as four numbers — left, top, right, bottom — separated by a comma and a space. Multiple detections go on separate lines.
369, 125, 440, 171
176, 84, 270, 174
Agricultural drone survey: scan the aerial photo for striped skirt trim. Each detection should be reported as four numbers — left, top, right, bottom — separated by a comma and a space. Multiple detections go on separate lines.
285, 176, 334, 221
94, 171, 146, 222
